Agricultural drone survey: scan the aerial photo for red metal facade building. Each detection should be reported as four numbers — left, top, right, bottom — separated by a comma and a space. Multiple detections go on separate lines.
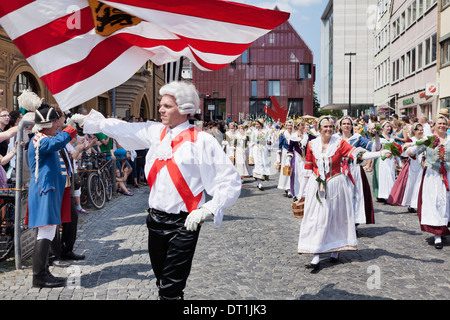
192, 19, 315, 122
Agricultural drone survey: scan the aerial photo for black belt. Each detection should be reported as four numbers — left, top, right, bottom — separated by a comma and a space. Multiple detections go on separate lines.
147, 208, 189, 215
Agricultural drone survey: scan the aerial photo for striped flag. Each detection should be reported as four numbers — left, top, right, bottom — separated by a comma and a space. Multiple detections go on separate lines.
0, 0, 289, 111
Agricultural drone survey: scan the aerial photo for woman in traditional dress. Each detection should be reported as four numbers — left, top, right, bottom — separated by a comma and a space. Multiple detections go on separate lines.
277, 120, 296, 197
234, 124, 251, 178
223, 122, 237, 164
372, 121, 396, 203
387, 123, 424, 212
407, 116, 450, 249
250, 119, 272, 190
296, 116, 391, 272
287, 119, 316, 200
336, 116, 381, 229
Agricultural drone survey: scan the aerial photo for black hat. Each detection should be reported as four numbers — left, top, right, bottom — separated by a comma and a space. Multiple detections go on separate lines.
34, 103, 59, 125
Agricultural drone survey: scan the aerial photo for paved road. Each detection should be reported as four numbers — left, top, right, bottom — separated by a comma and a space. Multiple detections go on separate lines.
0, 164, 449, 301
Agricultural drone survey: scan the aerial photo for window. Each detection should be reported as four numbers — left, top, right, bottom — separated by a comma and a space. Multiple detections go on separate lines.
406, 51, 411, 75
443, 0, 450, 8
13, 72, 38, 110
418, 0, 424, 16
407, 5, 412, 27
268, 80, 280, 96
418, 43, 423, 69
441, 38, 450, 66
251, 80, 257, 97
432, 33, 437, 62
425, 38, 431, 65
299, 63, 312, 79
241, 49, 249, 64
424, 33, 437, 66
411, 47, 416, 72
401, 11, 406, 32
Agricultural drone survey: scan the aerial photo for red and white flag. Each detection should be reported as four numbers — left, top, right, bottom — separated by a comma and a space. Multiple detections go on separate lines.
0, 0, 289, 111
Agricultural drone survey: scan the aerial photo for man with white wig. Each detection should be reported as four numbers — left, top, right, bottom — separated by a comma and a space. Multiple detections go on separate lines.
83, 81, 241, 300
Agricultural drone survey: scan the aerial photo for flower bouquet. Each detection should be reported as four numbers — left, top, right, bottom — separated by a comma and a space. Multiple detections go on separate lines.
381, 142, 402, 160
367, 123, 382, 137
415, 135, 440, 149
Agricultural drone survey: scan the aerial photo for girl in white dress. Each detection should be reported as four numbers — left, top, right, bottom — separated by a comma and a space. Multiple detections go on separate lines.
372, 121, 396, 202
250, 119, 272, 190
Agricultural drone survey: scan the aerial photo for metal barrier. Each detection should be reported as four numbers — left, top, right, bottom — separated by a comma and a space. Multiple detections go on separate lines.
14, 119, 34, 270
12, 120, 117, 270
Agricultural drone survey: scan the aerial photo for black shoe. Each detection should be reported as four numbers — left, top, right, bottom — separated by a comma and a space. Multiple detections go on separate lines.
435, 242, 443, 249
49, 258, 71, 267
32, 239, 66, 288
287, 193, 293, 198
61, 251, 85, 260
330, 257, 339, 263
305, 263, 320, 273
257, 185, 264, 191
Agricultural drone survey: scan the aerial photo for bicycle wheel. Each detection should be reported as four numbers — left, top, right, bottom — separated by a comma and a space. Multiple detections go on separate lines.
87, 173, 106, 209
0, 203, 14, 261
103, 169, 113, 202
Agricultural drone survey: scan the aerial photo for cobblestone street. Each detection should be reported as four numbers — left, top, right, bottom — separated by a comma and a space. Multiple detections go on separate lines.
0, 166, 449, 302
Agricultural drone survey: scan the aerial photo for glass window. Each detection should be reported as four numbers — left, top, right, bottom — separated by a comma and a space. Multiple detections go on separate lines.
442, 39, 450, 65
411, 47, 416, 72
432, 33, 437, 62
241, 49, 248, 64
251, 80, 257, 97
417, 43, 423, 69
425, 38, 431, 65
13, 72, 38, 110
418, 0, 424, 16
299, 64, 312, 79
268, 80, 280, 96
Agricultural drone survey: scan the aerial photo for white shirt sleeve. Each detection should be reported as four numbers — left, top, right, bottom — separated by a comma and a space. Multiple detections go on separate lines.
84, 109, 160, 150
197, 132, 242, 227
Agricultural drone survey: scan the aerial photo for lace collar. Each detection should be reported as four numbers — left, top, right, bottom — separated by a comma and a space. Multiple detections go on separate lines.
310, 135, 341, 180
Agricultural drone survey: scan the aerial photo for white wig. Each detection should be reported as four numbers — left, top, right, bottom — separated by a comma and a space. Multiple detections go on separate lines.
159, 81, 200, 116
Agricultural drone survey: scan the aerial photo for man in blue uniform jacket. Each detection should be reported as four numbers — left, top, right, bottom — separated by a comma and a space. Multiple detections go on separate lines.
27, 103, 78, 288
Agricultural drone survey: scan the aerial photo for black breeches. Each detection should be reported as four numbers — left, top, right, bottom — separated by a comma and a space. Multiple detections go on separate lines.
146, 208, 201, 300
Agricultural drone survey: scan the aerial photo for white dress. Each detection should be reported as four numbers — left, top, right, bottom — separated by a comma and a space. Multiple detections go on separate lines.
277, 130, 297, 190
250, 129, 271, 180
234, 131, 251, 177
297, 136, 358, 254
373, 136, 396, 200
401, 137, 424, 207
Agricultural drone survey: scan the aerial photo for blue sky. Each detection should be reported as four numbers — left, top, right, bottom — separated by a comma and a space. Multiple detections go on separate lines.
234, 0, 328, 96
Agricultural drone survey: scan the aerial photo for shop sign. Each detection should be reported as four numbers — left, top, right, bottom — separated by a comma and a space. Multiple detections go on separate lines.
402, 97, 414, 105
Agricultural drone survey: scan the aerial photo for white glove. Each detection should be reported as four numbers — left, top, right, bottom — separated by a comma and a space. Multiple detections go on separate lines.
67, 114, 86, 128
184, 207, 213, 231
83, 109, 106, 134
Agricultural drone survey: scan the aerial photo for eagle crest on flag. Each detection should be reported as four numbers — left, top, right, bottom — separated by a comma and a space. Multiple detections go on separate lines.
88, 0, 141, 36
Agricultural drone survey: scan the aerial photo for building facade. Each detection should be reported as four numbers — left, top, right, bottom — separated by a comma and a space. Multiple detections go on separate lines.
390, 0, 438, 119
438, 0, 450, 112
0, 27, 164, 120
192, 18, 314, 122
374, 0, 394, 114
320, 0, 378, 117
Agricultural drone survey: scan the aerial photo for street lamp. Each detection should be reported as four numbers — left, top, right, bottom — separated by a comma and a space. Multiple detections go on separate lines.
344, 52, 356, 116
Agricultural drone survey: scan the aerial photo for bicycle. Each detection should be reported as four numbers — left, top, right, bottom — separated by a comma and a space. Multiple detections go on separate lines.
78, 152, 106, 209
97, 153, 113, 202
0, 188, 15, 261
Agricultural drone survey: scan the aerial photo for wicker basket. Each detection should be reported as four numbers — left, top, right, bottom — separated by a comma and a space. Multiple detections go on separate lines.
292, 198, 304, 218
248, 156, 254, 166
283, 165, 292, 176
275, 162, 281, 172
